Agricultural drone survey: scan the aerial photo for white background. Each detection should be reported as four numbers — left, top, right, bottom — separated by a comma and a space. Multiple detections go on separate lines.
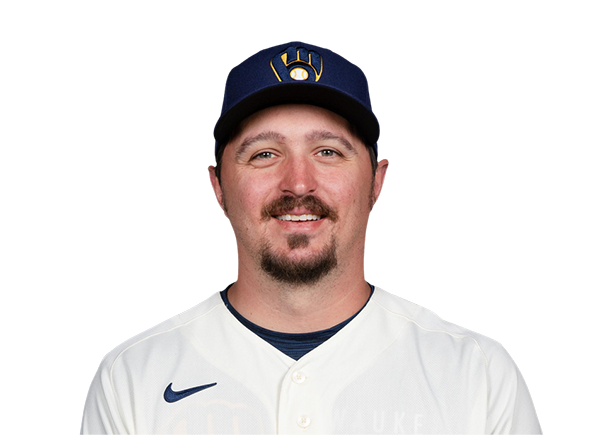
0, 0, 600, 434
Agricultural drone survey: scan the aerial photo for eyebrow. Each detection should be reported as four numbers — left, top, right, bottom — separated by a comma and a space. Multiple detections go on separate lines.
234, 129, 356, 160
235, 131, 286, 160
305, 130, 356, 153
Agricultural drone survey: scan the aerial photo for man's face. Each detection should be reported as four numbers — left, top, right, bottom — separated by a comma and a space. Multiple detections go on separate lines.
209, 104, 387, 285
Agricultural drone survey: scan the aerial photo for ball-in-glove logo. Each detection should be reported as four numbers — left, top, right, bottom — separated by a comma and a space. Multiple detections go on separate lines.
270, 46, 323, 82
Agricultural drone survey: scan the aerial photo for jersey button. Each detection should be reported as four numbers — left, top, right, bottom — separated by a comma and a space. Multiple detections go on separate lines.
292, 371, 307, 384
297, 414, 311, 428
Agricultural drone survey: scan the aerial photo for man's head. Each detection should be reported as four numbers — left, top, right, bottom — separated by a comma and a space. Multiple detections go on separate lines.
209, 43, 387, 286
210, 104, 387, 286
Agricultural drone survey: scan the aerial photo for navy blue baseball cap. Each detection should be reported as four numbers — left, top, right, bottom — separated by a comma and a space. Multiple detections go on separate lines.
213, 41, 379, 157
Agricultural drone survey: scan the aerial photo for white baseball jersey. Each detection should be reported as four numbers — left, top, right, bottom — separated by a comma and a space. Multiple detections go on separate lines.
81, 287, 541, 434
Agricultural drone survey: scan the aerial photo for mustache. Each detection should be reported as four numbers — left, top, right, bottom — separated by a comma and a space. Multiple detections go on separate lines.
261, 195, 338, 222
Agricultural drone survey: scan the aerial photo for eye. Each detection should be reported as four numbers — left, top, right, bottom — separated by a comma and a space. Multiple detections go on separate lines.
252, 151, 274, 160
316, 149, 339, 158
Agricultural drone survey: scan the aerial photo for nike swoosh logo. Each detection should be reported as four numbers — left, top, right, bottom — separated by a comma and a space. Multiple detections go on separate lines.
163, 382, 217, 403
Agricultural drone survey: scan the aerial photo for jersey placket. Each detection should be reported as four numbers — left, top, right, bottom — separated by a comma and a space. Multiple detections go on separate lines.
277, 362, 319, 434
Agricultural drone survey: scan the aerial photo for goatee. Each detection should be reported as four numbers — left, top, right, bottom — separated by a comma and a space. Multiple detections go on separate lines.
260, 236, 337, 285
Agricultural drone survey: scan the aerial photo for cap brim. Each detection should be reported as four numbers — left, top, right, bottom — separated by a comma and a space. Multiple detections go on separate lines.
213, 83, 380, 148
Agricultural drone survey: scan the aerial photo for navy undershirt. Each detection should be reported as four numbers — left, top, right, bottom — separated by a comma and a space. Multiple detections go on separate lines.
220, 284, 375, 360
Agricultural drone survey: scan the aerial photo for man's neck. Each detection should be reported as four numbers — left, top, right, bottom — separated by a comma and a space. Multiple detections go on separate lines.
226, 266, 372, 334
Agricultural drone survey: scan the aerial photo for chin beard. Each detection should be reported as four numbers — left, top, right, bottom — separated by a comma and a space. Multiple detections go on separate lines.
260, 235, 337, 285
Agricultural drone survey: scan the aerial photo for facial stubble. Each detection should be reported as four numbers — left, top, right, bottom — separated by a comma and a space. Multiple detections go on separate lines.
220, 173, 376, 286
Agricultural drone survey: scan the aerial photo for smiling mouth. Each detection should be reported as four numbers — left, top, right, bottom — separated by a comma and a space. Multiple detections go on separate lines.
275, 214, 323, 222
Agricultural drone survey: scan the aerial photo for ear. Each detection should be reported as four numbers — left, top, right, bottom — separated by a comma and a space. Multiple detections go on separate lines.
208, 165, 228, 216
371, 159, 389, 206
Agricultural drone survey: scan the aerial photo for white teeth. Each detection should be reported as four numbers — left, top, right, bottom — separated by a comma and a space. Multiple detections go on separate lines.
276, 214, 321, 221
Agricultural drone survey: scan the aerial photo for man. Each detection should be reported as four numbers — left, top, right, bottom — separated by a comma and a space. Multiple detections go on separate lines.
81, 42, 541, 434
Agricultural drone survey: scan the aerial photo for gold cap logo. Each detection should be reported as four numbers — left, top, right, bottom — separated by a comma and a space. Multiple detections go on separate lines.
270, 46, 323, 83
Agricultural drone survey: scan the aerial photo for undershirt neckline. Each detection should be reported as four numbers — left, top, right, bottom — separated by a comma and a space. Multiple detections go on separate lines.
220, 283, 375, 360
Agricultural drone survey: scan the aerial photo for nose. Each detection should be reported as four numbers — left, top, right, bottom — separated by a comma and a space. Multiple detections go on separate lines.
278, 154, 318, 197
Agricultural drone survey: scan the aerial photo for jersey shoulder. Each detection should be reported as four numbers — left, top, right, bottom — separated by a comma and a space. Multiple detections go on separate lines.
369, 288, 541, 433
97, 292, 224, 371
371, 287, 507, 365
